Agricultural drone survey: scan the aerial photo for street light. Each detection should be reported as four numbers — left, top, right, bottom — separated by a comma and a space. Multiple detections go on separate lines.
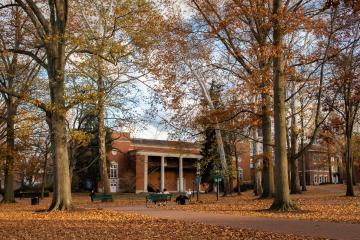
195, 174, 201, 201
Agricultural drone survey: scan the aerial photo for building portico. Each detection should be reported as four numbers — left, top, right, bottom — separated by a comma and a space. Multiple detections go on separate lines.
106, 133, 204, 193
133, 151, 202, 193
106, 132, 251, 193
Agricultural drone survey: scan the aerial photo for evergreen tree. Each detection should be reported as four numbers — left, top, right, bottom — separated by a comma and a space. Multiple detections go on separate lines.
200, 128, 220, 186
199, 81, 233, 192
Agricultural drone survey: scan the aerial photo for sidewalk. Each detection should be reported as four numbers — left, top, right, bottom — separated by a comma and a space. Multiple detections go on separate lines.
98, 205, 360, 240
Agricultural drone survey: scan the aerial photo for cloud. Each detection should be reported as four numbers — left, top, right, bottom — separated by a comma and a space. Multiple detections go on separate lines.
133, 124, 168, 140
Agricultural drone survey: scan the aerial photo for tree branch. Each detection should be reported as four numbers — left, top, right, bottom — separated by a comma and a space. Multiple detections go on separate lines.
0, 3, 20, 10
0, 86, 48, 112
3, 49, 46, 69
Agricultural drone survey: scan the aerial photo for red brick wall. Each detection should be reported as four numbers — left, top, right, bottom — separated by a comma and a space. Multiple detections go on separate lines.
135, 155, 145, 192
146, 168, 197, 192
236, 142, 251, 183
164, 170, 177, 191
148, 171, 160, 191
184, 170, 196, 191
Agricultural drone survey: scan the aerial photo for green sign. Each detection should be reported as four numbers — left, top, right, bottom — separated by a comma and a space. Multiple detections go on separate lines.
195, 176, 202, 184
214, 175, 222, 183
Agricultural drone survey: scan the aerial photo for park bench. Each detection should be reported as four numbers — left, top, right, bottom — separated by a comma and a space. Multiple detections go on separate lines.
91, 194, 113, 202
17, 191, 50, 199
146, 194, 172, 207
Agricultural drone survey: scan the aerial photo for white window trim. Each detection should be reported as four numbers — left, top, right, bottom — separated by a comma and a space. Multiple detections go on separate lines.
110, 162, 118, 179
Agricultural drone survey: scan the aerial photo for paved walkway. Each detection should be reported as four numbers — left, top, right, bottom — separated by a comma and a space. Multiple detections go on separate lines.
94, 205, 360, 240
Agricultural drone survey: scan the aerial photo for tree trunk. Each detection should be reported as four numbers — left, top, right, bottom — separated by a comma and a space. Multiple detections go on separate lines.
45, 112, 56, 191
328, 144, 333, 184
270, 0, 296, 211
68, 144, 75, 185
47, 1, 73, 210
214, 127, 231, 195
2, 100, 17, 203
338, 156, 344, 184
10, 0, 71, 210
234, 142, 241, 195
261, 96, 275, 198
253, 128, 263, 197
255, 161, 263, 197
290, 98, 301, 194
301, 139, 307, 191
40, 141, 49, 199
289, 157, 301, 194
48, 91, 72, 210
253, 131, 257, 196
47, 23, 72, 210
345, 130, 354, 196
1, 7, 20, 204
352, 166, 357, 186
97, 59, 110, 194
300, 94, 307, 191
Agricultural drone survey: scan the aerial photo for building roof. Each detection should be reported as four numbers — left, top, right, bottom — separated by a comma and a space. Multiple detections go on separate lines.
110, 132, 201, 155
132, 138, 200, 149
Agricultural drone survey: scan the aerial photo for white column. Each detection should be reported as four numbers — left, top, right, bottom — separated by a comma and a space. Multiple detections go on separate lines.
144, 155, 148, 192
160, 156, 165, 192
179, 157, 184, 192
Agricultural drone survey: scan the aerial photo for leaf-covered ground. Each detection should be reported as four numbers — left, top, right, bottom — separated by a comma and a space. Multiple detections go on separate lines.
70, 184, 360, 223
73, 184, 360, 224
158, 184, 360, 224
0, 184, 357, 239
0, 200, 321, 240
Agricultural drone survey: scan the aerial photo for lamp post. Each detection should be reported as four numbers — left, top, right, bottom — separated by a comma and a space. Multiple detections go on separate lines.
195, 174, 201, 201
192, 181, 195, 198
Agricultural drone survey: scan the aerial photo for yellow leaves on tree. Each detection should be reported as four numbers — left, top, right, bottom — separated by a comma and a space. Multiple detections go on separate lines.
69, 130, 93, 147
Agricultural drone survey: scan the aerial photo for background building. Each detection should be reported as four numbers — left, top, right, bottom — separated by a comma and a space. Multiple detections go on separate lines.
300, 144, 342, 185
105, 132, 252, 193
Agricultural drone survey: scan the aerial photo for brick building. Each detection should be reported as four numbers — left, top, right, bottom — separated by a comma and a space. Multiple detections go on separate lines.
105, 132, 251, 193
299, 144, 342, 185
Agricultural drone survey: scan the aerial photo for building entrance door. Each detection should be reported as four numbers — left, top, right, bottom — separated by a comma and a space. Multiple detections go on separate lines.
110, 179, 118, 193
109, 162, 118, 193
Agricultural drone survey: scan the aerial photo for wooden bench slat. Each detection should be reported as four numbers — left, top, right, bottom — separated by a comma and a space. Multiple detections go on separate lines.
16, 191, 50, 198
91, 194, 113, 202
146, 194, 172, 207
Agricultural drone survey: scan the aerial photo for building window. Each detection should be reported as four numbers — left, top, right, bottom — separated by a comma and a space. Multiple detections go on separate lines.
110, 163, 118, 178
111, 149, 118, 156
250, 161, 254, 169
319, 176, 322, 184
238, 168, 244, 181
314, 175, 317, 184
250, 144, 254, 157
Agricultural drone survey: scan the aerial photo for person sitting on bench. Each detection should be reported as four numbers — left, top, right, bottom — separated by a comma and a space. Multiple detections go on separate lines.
185, 189, 192, 198
89, 189, 95, 202
176, 195, 189, 205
